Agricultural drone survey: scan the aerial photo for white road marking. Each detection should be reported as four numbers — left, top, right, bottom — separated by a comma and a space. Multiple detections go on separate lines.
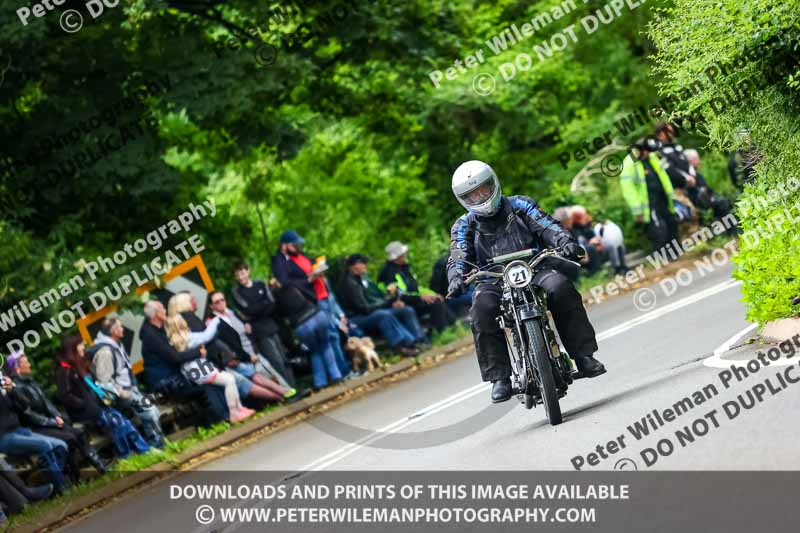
702, 323, 797, 368
307, 278, 744, 471
596, 279, 741, 341
200, 276, 746, 533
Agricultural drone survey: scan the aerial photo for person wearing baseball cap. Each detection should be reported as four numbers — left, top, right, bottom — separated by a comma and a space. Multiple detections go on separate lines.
378, 241, 456, 333
338, 254, 424, 357
271, 231, 354, 378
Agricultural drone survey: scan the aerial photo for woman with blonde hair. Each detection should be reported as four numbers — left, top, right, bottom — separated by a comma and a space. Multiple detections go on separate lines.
166, 294, 290, 415
164, 311, 254, 423
170, 293, 295, 400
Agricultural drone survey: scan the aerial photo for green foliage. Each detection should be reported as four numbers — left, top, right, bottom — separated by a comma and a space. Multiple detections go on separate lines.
7, 0, 777, 375
648, 0, 800, 324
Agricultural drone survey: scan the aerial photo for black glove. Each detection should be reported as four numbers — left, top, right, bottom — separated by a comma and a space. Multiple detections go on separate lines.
562, 242, 585, 262
446, 278, 465, 299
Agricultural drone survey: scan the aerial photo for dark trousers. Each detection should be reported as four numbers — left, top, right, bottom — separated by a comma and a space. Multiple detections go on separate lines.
647, 209, 679, 256
255, 333, 296, 387
154, 374, 229, 425
404, 295, 456, 333
0, 468, 29, 515
33, 426, 93, 483
470, 271, 599, 382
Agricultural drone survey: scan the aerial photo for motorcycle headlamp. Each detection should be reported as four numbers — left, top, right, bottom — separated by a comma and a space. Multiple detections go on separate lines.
505, 260, 533, 289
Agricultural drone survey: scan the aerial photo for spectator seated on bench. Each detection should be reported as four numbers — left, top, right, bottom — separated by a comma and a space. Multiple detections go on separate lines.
429, 253, 473, 318
207, 290, 298, 394
337, 254, 425, 358
0, 457, 53, 520
89, 317, 164, 449
167, 293, 295, 408
56, 335, 151, 458
378, 241, 456, 334
139, 300, 230, 425
6, 351, 106, 483
0, 373, 68, 492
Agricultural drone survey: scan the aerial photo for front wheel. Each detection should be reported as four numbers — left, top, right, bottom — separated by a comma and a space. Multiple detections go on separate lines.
524, 319, 562, 425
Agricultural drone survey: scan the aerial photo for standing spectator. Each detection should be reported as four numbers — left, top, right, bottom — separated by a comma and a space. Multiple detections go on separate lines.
620, 137, 678, 255
273, 280, 343, 390
0, 375, 67, 492
0, 457, 53, 518
337, 254, 423, 356
6, 352, 106, 482
655, 123, 696, 222
378, 241, 455, 333
90, 317, 164, 448
207, 291, 294, 389
655, 123, 696, 190
139, 301, 229, 424
271, 231, 353, 378
231, 261, 296, 387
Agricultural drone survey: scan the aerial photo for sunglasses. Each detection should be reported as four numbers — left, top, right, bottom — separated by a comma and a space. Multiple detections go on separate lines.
211, 297, 225, 304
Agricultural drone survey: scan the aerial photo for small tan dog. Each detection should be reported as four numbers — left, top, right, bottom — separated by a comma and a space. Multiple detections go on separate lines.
345, 336, 383, 373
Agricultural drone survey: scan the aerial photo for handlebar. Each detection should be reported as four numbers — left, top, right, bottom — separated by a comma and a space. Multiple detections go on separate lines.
463, 248, 581, 286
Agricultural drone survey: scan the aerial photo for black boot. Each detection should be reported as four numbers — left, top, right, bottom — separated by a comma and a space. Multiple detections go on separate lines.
574, 355, 606, 378
491, 378, 512, 403
86, 450, 107, 475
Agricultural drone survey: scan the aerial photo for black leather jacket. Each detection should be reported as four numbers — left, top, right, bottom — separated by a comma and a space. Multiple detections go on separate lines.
11, 374, 64, 428
447, 195, 575, 285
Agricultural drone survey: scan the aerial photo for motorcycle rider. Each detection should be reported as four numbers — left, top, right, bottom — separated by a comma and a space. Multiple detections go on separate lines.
445, 161, 606, 403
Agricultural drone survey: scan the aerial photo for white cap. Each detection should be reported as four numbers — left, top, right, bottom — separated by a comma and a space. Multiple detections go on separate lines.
385, 241, 408, 261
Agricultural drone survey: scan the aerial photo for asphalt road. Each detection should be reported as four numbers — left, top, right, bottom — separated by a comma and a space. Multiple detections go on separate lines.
61, 260, 800, 532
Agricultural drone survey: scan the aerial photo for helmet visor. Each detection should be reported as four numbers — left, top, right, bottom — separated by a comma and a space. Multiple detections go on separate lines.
460, 180, 496, 206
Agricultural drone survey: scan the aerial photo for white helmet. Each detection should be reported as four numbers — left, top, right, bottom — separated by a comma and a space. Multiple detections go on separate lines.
451, 160, 502, 216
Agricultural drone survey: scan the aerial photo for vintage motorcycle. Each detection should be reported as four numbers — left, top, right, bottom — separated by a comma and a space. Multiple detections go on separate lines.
459, 247, 587, 425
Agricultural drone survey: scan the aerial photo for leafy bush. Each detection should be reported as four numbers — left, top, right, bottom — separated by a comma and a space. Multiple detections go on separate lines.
649, 0, 800, 324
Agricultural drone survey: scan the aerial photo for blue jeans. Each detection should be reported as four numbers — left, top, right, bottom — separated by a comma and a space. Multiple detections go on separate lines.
0, 428, 67, 489
446, 285, 474, 317
295, 311, 343, 388
387, 306, 426, 342
116, 388, 164, 448
319, 299, 351, 376
227, 368, 254, 398
350, 308, 415, 348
